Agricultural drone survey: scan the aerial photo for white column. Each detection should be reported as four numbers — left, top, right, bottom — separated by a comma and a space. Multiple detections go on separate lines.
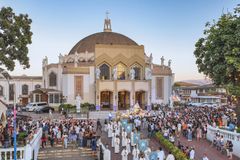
147, 91, 151, 106
24, 144, 32, 160
130, 92, 134, 106
33, 94, 35, 102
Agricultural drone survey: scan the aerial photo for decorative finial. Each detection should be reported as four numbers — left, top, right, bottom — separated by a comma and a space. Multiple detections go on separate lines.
161, 56, 165, 65
104, 11, 112, 32
168, 59, 172, 67
149, 53, 153, 63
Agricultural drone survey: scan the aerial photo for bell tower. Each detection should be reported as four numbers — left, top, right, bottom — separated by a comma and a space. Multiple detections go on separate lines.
104, 11, 112, 32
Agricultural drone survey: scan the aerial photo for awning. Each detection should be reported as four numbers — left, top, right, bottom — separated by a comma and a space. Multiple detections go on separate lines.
31, 88, 62, 94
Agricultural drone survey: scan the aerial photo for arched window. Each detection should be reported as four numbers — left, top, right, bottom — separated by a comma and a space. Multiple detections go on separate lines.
99, 64, 110, 80
116, 63, 126, 80
35, 84, 41, 89
9, 84, 14, 101
0, 85, 3, 96
49, 72, 57, 86
131, 64, 142, 80
22, 84, 28, 95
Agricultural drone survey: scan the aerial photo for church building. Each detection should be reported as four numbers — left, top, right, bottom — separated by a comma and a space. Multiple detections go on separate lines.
40, 16, 174, 110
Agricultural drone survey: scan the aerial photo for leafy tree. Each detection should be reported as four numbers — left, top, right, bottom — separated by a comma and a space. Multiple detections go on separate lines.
0, 7, 32, 71
194, 5, 240, 102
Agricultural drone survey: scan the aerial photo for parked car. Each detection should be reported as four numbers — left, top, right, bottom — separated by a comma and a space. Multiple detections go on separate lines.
25, 102, 48, 112
187, 102, 203, 107
202, 102, 218, 108
35, 106, 54, 114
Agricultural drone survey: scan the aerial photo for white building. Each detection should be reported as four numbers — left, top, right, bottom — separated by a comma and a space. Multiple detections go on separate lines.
0, 75, 42, 105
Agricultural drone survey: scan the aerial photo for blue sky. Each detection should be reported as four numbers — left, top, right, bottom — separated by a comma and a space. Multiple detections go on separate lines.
0, 0, 239, 81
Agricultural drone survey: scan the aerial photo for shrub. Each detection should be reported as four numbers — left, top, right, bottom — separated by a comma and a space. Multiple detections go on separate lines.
59, 103, 95, 113
155, 132, 189, 160
237, 127, 240, 133
59, 104, 75, 111
18, 132, 27, 141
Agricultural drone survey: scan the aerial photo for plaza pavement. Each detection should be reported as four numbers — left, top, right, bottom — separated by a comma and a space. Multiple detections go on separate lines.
178, 135, 238, 160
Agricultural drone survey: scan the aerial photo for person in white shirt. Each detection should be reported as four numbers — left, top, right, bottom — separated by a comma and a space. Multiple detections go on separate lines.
126, 136, 131, 154
189, 147, 195, 160
107, 122, 112, 138
121, 147, 128, 160
132, 145, 140, 160
111, 130, 116, 148
177, 122, 182, 137
157, 147, 165, 160
202, 153, 209, 160
144, 146, 151, 160
115, 135, 120, 153
130, 130, 135, 147
103, 144, 111, 160
166, 152, 175, 160
122, 129, 127, 147
139, 152, 146, 160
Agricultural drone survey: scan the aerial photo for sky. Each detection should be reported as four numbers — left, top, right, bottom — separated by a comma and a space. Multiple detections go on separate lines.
0, 0, 239, 81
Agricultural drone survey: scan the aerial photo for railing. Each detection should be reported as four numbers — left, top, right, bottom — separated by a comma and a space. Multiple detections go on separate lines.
207, 125, 240, 158
0, 128, 42, 160
0, 147, 25, 160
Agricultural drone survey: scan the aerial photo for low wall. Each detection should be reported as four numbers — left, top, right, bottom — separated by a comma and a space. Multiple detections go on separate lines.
207, 125, 240, 158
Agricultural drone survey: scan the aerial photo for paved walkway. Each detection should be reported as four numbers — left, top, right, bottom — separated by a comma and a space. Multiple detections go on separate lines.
178, 135, 238, 160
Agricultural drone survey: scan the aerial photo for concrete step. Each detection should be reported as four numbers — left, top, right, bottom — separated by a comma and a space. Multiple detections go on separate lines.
38, 145, 97, 160
89, 111, 120, 119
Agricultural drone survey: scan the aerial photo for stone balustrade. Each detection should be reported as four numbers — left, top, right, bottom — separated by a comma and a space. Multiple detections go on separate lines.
0, 128, 42, 160
207, 125, 240, 158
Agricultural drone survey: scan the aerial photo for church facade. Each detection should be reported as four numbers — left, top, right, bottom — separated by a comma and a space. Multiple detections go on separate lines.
40, 17, 174, 110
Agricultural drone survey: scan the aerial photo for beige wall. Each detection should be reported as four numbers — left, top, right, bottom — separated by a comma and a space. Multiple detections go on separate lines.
135, 81, 149, 92
117, 82, 132, 91
95, 44, 146, 68
99, 81, 114, 91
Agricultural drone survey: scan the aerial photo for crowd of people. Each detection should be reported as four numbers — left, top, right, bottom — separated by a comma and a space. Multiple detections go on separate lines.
99, 105, 237, 160
0, 104, 237, 160
102, 117, 176, 160
0, 111, 37, 148
144, 105, 236, 160
40, 118, 99, 151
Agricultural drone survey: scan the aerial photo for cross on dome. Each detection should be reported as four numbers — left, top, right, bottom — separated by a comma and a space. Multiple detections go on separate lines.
104, 11, 112, 32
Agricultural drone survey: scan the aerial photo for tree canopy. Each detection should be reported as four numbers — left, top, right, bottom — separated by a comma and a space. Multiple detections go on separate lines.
0, 7, 32, 71
194, 5, 240, 97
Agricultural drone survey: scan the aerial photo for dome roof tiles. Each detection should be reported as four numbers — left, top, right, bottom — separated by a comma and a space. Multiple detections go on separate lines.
69, 32, 138, 54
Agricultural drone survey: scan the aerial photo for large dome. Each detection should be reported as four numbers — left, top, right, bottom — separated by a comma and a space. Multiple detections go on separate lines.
69, 32, 138, 54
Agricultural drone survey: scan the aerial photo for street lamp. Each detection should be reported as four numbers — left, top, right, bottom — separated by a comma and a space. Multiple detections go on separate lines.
0, 69, 17, 160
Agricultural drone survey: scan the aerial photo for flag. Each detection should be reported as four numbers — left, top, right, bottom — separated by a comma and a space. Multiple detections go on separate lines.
138, 139, 148, 151
121, 119, 128, 128
125, 123, 132, 133
149, 151, 158, 160
133, 132, 140, 144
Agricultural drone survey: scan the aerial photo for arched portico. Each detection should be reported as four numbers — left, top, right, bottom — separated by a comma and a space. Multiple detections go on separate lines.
118, 90, 130, 110
135, 90, 147, 108
100, 90, 113, 110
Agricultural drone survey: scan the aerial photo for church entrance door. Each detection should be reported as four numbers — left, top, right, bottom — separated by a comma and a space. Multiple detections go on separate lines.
135, 91, 146, 109
118, 91, 130, 110
100, 91, 113, 110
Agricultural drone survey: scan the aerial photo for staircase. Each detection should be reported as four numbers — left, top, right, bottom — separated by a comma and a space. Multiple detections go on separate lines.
38, 144, 97, 160
89, 110, 127, 119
